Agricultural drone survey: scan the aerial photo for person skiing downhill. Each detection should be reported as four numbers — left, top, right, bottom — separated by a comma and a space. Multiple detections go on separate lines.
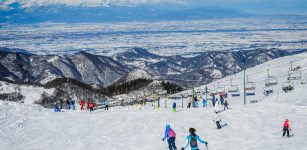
214, 111, 222, 129
162, 124, 178, 150
80, 99, 85, 110
220, 95, 224, 105
172, 102, 177, 112
282, 119, 291, 137
182, 128, 208, 150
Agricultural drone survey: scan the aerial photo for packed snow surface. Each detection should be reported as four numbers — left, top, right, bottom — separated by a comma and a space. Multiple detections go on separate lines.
1, 53, 307, 150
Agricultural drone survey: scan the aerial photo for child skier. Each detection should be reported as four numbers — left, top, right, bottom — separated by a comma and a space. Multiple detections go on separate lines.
80, 99, 85, 110
66, 99, 70, 109
53, 102, 61, 112
282, 119, 291, 137
104, 99, 109, 111
162, 124, 178, 150
89, 101, 94, 113
172, 102, 177, 112
214, 111, 222, 129
182, 128, 208, 150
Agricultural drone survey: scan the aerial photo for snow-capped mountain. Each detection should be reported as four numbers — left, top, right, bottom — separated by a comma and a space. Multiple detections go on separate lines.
114, 48, 307, 84
0, 48, 131, 86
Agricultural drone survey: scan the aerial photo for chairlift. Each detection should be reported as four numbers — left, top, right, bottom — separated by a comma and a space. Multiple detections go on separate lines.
228, 85, 239, 92
216, 82, 225, 95
287, 62, 302, 80
265, 76, 278, 87
263, 86, 273, 95
282, 81, 294, 93
245, 82, 256, 90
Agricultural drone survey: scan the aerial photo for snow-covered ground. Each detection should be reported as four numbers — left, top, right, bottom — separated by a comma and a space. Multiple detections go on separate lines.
1, 52, 307, 150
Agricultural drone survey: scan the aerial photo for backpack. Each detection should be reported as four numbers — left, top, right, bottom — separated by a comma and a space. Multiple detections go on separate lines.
168, 129, 176, 138
190, 136, 198, 148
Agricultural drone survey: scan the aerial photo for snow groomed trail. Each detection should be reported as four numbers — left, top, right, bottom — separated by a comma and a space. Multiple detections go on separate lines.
1, 52, 307, 150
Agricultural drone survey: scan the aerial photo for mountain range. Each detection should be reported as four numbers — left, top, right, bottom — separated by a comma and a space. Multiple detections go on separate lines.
1, 47, 306, 88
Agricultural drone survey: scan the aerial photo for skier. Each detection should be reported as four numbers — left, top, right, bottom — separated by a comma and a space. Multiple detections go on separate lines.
172, 102, 177, 112
223, 99, 229, 110
66, 99, 71, 109
202, 98, 207, 107
182, 128, 208, 150
71, 98, 75, 110
220, 95, 224, 105
282, 119, 291, 137
88, 101, 94, 113
215, 99, 219, 113
212, 94, 216, 107
194, 97, 198, 108
214, 111, 222, 129
80, 99, 85, 110
104, 99, 109, 111
162, 124, 178, 150
187, 99, 192, 108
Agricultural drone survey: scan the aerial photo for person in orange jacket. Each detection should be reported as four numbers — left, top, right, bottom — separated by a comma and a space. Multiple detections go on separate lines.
80, 99, 85, 110
89, 101, 94, 113
282, 119, 291, 137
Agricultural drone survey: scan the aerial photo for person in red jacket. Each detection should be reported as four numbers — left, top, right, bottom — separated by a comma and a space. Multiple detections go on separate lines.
89, 101, 94, 113
80, 99, 85, 110
282, 119, 291, 137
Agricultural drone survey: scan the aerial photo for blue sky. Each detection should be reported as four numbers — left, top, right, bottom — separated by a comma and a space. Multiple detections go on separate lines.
1, 0, 306, 14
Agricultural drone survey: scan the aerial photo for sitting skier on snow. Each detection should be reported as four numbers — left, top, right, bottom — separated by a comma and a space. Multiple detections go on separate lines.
53, 102, 61, 112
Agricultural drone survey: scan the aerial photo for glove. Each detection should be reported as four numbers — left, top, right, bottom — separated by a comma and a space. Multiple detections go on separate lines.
162, 138, 165, 141
290, 129, 292, 131
181, 147, 185, 150
205, 142, 208, 145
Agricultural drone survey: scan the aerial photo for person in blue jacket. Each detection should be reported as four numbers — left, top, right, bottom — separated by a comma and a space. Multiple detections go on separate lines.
202, 99, 207, 107
172, 102, 177, 112
66, 99, 70, 109
162, 124, 178, 150
104, 99, 109, 110
71, 98, 75, 110
212, 94, 216, 107
182, 128, 208, 150
54, 102, 61, 112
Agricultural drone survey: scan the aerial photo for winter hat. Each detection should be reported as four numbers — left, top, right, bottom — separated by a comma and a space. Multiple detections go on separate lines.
166, 124, 171, 129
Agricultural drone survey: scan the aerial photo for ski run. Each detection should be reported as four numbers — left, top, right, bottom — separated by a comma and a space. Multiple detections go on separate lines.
1, 52, 307, 150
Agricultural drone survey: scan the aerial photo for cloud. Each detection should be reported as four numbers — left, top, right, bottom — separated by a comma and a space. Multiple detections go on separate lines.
0, 0, 187, 8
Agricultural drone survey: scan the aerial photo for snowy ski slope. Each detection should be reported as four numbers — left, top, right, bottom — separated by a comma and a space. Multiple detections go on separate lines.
1, 52, 307, 150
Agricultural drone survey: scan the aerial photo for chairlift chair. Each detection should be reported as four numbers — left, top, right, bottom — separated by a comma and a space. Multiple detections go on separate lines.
228, 85, 239, 92
282, 81, 294, 93
287, 70, 302, 80
263, 86, 273, 95
265, 76, 278, 87
245, 82, 256, 90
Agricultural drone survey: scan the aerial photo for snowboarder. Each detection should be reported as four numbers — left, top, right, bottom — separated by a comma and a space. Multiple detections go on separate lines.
202, 98, 207, 107
71, 98, 75, 110
282, 119, 291, 137
214, 111, 222, 129
172, 102, 177, 112
66, 99, 71, 109
182, 128, 208, 150
224, 99, 229, 110
104, 99, 109, 111
80, 99, 85, 110
89, 101, 94, 113
162, 124, 178, 150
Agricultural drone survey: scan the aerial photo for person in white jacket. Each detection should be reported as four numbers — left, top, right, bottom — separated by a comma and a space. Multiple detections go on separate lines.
215, 99, 219, 113
214, 111, 222, 129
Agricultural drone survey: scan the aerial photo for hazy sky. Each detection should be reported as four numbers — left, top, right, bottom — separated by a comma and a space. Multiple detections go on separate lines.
1, 0, 307, 14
